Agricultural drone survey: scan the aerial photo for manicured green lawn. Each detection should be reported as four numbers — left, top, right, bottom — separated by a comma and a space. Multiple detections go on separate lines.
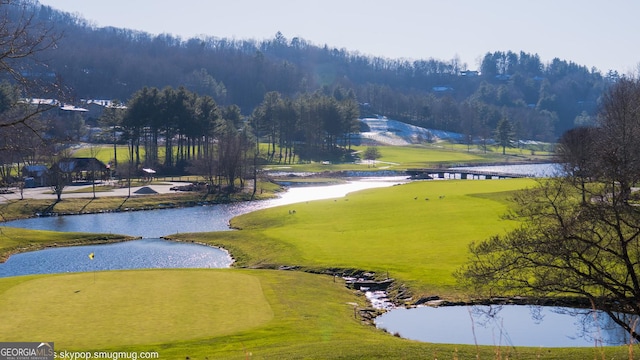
72, 142, 551, 175
174, 179, 538, 297
360, 145, 489, 167
0, 227, 134, 262
1, 177, 636, 359
72, 145, 130, 165
0, 269, 273, 349
0, 269, 627, 359
270, 145, 497, 172
3, 143, 620, 358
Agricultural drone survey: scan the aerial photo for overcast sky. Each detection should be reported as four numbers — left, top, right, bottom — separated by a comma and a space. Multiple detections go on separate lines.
38, 0, 640, 74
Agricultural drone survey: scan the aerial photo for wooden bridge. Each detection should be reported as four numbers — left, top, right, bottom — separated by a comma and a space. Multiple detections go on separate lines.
406, 168, 530, 180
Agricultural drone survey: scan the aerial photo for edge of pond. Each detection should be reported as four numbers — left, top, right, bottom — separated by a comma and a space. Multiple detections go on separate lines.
161, 236, 236, 267
0, 235, 140, 264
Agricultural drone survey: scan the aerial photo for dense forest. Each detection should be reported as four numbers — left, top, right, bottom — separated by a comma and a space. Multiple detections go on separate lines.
14, 1, 618, 144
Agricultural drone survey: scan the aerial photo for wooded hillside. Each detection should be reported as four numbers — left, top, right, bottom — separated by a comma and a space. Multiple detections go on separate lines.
18, 1, 615, 141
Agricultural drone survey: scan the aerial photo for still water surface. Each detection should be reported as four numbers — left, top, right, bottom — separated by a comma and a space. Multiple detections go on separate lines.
0, 238, 232, 277
3, 177, 406, 238
0, 177, 405, 277
376, 305, 636, 347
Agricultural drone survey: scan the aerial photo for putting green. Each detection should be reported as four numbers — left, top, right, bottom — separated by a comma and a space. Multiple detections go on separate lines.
0, 269, 273, 349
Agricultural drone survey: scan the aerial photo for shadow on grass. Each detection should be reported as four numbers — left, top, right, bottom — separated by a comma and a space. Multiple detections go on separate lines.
117, 197, 130, 211
79, 199, 95, 213
41, 198, 96, 215
42, 200, 59, 214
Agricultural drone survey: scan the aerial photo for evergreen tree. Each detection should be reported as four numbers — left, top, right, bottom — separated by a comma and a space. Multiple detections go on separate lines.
494, 117, 514, 155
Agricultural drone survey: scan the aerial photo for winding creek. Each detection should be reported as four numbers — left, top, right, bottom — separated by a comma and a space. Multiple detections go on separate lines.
3, 164, 629, 348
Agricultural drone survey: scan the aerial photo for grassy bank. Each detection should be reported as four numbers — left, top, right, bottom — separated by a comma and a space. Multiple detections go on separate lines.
0, 268, 626, 360
0, 226, 136, 263
172, 178, 538, 298
0, 186, 279, 222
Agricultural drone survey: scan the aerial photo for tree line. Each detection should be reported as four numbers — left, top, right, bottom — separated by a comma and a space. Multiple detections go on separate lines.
0, 1, 619, 193
0, 1, 364, 194
23, 3, 611, 142
116, 86, 247, 190
250, 88, 360, 163
103, 85, 360, 190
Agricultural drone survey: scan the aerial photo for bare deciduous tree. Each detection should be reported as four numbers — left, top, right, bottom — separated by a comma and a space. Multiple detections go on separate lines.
0, 1, 60, 191
0, 0, 60, 129
457, 77, 640, 342
555, 126, 598, 203
594, 77, 640, 203
48, 145, 72, 201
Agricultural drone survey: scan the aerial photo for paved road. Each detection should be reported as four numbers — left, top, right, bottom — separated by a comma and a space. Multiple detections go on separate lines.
0, 181, 188, 203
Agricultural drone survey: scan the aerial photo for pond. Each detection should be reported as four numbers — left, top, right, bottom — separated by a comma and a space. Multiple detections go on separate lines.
0, 238, 232, 278
0, 177, 406, 277
375, 305, 637, 347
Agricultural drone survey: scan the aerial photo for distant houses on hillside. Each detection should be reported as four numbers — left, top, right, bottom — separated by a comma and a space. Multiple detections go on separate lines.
22, 98, 126, 119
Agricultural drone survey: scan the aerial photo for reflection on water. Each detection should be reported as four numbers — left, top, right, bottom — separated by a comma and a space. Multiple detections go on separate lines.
264, 177, 408, 207
3, 177, 407, 238
375, 305, 638, 347
0, 177, 406, 277
0, 238, 233, 278
2, 203, 255, 238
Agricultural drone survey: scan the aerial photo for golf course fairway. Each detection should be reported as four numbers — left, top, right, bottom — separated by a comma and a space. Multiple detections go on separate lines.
4, 178, 632, 359
3, 268, 624, 360
179, 178, 540, 296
